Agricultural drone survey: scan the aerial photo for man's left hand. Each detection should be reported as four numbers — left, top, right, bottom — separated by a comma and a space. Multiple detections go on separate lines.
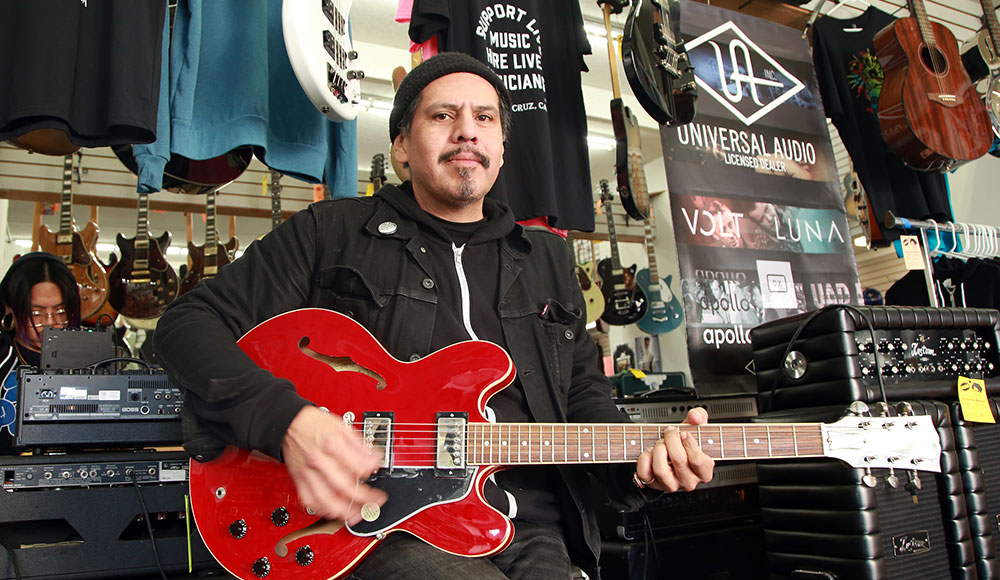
633, 407, 715, 492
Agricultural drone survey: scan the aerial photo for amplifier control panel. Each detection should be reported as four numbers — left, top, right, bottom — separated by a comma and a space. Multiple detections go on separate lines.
855, 329, 997, 383
20, 371, 183, 422
2, 457, 189, 490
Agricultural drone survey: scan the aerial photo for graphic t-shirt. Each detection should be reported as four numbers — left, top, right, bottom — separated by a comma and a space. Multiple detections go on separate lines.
812, 7, 952, 243
409, 0, 596, 231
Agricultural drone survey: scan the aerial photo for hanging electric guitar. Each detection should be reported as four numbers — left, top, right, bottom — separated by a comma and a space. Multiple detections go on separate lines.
179, 191, 239, 296
597, 180, 647, 326
112, 144, 253, 196
635, 217, 683, 335
36, 154, 111, 320
568, 236, 605, 325
188, 308, 943, 580
621, 0, 697, 126
108, 192, 179, 320
601, 0, 652, 220
283, 0, 363, 122
873, 0, 992, 171
369, 153, 386, 195
979, 0, 1000, 136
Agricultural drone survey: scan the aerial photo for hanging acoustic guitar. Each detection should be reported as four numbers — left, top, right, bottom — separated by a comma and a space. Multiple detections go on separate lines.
873, 0, 992, 171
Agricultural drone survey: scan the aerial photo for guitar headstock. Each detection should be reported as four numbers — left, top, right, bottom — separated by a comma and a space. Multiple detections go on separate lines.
823, 414, 942, 473
598, 179, 613, 204
370, 153, 386, 186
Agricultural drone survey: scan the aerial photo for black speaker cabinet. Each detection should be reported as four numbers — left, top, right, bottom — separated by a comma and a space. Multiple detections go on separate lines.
600, 522, 766, 580
951, 398, 1000, 580
751, 307, 1000, 412
756, 401, 977, 579
0, 460, 222, 579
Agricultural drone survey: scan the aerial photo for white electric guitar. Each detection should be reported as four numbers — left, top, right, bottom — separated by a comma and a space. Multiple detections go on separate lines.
283, 0, 364, 122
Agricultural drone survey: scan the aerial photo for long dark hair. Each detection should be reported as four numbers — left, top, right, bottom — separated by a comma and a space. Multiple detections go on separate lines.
0, 252, 81, 345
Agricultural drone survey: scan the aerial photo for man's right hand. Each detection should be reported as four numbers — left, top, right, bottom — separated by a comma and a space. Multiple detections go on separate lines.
281, 405, 387, 525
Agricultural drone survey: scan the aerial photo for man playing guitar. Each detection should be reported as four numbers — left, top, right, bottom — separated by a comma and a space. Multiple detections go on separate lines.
155, 52, 714, 580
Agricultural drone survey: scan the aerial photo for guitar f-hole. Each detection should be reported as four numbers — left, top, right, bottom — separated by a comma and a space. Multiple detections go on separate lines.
298, 337, 388, 390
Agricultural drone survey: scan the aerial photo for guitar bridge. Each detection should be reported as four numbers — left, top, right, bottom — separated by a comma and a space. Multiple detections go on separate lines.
435, 413, 468, 477
362, 412, 393, 470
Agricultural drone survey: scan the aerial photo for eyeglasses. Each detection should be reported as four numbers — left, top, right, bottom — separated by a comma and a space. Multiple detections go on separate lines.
30, 307, 68, 328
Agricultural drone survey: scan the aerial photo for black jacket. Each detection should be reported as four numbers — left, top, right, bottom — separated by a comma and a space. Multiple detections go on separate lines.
155, 184, 645, 578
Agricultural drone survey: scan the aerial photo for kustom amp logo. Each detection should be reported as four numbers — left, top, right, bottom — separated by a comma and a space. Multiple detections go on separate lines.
686, 21, 805, 126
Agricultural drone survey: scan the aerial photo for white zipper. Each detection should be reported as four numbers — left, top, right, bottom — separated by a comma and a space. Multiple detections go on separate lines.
452, 243, 479, 340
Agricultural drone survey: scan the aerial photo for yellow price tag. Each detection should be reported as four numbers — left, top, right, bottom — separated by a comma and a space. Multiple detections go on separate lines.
958, 376, 995, 423
629, 368, 646, 379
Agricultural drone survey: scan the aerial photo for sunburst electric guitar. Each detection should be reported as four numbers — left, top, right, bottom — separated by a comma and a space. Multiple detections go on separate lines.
189, 308, 943, 580
36, 154, 110, 320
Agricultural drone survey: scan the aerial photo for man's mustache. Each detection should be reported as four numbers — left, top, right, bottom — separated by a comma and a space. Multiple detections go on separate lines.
439, 147, 490, 168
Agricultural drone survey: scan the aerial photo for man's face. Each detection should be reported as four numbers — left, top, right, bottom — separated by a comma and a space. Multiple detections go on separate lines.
393, 72, 505, 221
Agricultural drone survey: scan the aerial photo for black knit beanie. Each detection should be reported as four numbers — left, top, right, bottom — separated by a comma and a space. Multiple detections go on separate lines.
389, 52, 511, 143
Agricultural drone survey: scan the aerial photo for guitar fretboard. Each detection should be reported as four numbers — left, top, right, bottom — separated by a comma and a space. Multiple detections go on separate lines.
204, 191, 218, 267
135, 191, 150, 269
269, 170, 283, 231
982, 0, 1000, 65
600, 181, 624, 271
643, 219, 659, 285
909, 0, 938, 50
58, 155, 74, 240
467, 423, 824, 465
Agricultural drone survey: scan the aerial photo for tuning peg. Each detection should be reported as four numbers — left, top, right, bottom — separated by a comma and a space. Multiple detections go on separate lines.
849, 401, 871, 416
905, 471, 922, 504
862, 468, 878, 488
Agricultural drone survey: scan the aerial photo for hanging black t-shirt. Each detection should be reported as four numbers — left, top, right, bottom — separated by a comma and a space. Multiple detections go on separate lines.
409, 0, 595, 231
812, 7, 952, 242
0, 0, 166, 147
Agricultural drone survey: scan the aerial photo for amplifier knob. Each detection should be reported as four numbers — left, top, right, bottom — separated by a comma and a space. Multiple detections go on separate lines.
295, 546, 314, 566
229, 519, 247, 539
251, 557, 271, 578
271, 507, 290, 527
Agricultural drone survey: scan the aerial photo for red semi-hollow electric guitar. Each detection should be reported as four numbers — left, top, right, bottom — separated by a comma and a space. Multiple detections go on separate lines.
189, 309, 942, 580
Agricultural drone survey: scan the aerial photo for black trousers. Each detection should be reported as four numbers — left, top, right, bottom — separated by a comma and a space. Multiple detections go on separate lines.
347, 520, 573, 580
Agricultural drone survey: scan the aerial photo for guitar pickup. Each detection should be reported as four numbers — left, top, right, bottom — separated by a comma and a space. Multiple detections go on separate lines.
362, 412, 393, 470
435, 413, 468, 477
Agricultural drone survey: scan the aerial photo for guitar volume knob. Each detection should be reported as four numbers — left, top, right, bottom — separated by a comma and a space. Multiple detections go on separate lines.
229, 519, 247, 539
295, 546, 315, 566
252, 557, 271, 578
271, 507, 290, 527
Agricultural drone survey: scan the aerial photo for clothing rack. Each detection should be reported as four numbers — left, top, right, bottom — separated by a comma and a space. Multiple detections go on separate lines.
885, 211, 1000, 307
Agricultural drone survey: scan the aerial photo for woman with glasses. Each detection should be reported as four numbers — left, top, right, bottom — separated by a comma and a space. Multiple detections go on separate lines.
0, 252, 81, 370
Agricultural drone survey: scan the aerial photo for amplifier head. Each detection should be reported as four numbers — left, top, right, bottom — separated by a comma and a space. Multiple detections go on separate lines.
751, 306, 1000, 412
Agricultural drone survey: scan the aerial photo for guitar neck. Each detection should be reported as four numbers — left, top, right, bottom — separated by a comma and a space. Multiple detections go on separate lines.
134, 192, 151, 268
982, 0, 1000, 64
269, 170, 283, 230
643, 220, 659, 284
604, 198, 624, 271
602, 3, 622, 99
909, 0, 937, 48
467, 422, 824, 465
57, 155, 74, 243
204, 191, 218, 268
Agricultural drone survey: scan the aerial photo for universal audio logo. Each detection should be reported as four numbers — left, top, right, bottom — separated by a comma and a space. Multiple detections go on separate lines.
686, 21, 805, 126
